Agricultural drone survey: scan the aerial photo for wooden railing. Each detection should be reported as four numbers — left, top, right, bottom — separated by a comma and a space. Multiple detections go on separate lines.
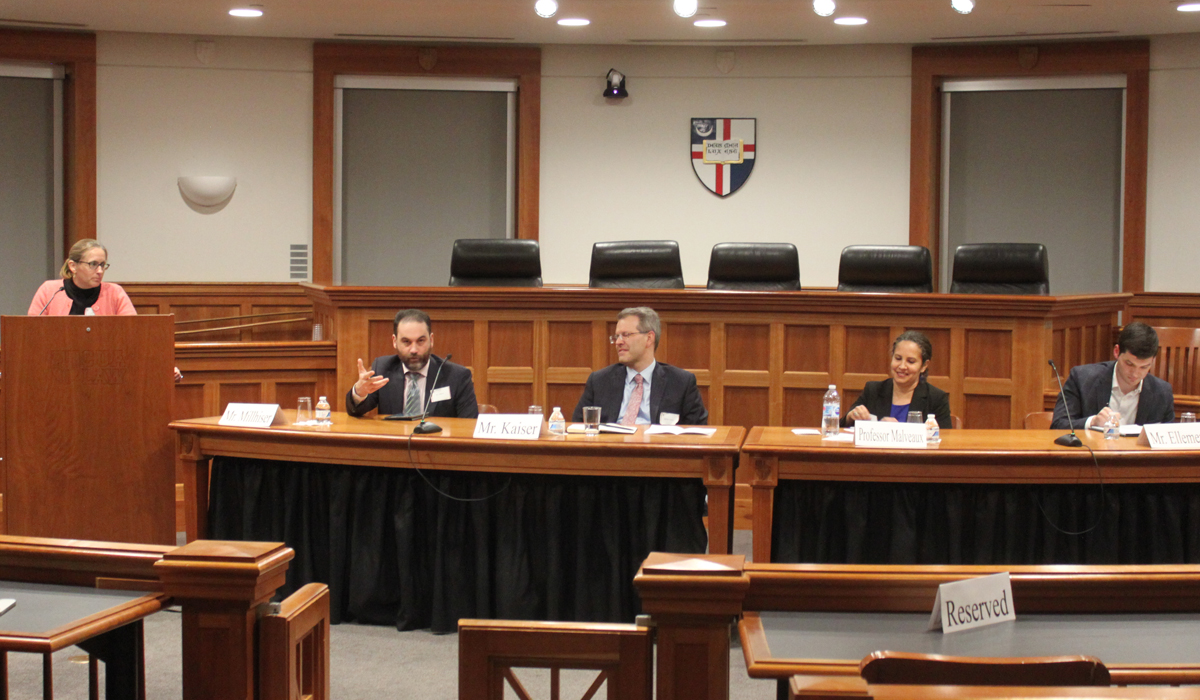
261, 583, 331, 700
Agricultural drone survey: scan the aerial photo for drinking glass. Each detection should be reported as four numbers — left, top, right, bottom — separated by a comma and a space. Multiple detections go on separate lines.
583, 406, 602, 436
907, 411, 923, 424
296, 397, 313, 425
1182, 412, 1196, 424
528, 405, 544, 417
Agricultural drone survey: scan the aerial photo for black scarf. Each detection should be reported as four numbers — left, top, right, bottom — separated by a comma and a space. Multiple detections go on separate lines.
63, 278, 101, 315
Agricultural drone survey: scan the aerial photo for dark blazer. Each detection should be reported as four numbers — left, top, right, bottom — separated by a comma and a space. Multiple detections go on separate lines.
346, 353, 479, 419
1051, 360, 1175, 429
572, 362, 708, 425
842, 378, 952, 429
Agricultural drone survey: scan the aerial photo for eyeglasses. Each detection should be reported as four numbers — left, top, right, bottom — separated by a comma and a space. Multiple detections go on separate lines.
77, 261, 110, 271
609, 331, 649, 344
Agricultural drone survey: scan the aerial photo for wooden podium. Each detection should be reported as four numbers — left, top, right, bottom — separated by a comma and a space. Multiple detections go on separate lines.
0, 315, 175, 544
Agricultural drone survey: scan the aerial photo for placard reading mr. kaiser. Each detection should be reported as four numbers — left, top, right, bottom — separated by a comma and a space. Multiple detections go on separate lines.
473, 414, 543, 441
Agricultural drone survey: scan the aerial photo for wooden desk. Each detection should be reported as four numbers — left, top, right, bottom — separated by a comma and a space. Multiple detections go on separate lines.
172, 412, 743, 633
789, 676, 1200, 700
742, 428, 1200, 564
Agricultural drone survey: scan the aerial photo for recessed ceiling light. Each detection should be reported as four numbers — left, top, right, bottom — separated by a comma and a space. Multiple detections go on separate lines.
1179, 2, 1200, 10
833, 16, 867, 25
557, 17, 590, 26
535, 0, 558, 18
813, 0, 836, 16
951, 0, 975, 13
674, 0, 699, 18
694, 19, 727, 27
229, 6, 263, 17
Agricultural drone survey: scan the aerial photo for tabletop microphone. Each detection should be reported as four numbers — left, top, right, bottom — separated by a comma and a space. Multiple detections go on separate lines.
1049, 359, 1083, 447
36, 286, 64, 315
412, 353, 452, 435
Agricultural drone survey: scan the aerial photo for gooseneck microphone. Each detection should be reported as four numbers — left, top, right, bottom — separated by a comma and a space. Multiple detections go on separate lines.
37, 286, 64, 315
1049, 359, 1083, 447
412, 353, 452, 435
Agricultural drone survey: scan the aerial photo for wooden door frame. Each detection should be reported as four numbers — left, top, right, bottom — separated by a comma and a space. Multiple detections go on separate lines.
311, 43, 541, 285
909, 40, 1150, 292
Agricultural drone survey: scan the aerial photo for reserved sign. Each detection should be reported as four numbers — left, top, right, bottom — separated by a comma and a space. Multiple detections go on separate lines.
853, 421, 927, 448
473, 413, 543, 441
1139, 423, 1200, 450
927, 572, 1015, 634
219, 403, 285, 428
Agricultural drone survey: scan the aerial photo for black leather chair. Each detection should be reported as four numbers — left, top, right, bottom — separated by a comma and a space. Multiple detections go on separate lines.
706, 242, 800, 291
837, 245, 933, 293
448, 238, 542, 287
950, 243, 1049, 295
589, 240, 685, 289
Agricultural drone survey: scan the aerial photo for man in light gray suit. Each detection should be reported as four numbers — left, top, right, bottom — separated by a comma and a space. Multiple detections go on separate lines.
1051, 322, 1175, 430
572, 307, 708, 426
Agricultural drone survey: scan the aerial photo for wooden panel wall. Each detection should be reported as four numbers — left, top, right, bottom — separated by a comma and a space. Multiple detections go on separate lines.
173, 342, 338, 420
123, 282, 314, 343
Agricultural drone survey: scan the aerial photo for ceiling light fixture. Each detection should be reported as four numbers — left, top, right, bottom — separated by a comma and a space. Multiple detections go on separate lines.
1179, 2, 1200, 10
228, 6, 263, 17
673, 0, 699, 18
813, 0, 836, 17
557, 17, 590, 25
535, 0, 558, 18
951, 0, 975, 14
695, 19, 727, 27
833, 16, 867, 25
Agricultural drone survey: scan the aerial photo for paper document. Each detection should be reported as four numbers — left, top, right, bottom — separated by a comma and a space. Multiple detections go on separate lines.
645, 425, 717, 436
1087, 423, 1142, 436
566, 423, 638, 434
791, 428, 821, 435
822, 432, 855, 442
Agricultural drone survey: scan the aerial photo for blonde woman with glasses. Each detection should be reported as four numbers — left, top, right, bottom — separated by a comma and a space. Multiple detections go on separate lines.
28, 238, 135, 316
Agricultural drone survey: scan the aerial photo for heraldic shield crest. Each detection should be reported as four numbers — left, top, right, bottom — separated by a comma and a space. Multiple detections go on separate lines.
691, 118, 756, 197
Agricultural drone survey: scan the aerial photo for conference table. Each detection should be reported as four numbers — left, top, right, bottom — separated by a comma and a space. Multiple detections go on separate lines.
742, 427, 1200, 565
171, 412, 743, 633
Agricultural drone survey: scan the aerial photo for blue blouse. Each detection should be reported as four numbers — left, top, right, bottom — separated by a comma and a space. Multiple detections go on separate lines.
889, 403, 910, 422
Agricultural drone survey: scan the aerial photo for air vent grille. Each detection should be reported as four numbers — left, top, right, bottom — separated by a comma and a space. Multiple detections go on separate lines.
290, 244, 309, 281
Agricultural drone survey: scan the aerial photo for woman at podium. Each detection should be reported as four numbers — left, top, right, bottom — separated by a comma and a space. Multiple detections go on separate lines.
842, 330, 952, 428
27, 238, 135, 316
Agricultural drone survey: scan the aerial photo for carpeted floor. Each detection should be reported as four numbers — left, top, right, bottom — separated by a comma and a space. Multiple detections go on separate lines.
5, 532, 776, 698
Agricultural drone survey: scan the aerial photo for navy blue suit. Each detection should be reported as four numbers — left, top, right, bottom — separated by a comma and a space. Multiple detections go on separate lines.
346, 354, 479, 419
572, 362, 708, 425
1051, 360, 1174, 430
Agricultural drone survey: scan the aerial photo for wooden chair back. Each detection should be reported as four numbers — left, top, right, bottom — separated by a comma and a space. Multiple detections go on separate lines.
1024, 411, 1054, 430
860, 651, 1110, 686
478, 404, 500, 414
950, 414, 962, 430
1150, 327, 1200, 396
260, 583, 330, 700
459, 619, 652, 700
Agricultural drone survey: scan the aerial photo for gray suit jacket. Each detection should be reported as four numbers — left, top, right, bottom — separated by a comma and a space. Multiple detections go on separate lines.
1051, 360, 1174, 429
572, 362, 708, 425
346, 354, 479, 419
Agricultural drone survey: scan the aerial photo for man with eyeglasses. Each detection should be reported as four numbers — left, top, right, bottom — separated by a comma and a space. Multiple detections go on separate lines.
572, 307, 707, 425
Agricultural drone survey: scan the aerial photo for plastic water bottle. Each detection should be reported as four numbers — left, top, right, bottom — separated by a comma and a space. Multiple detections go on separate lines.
822, 385, 840, 437
549, 407, 566, 436
925, 414, 940, 444
1105, 411, 1121, 440
315, 396, 332, 425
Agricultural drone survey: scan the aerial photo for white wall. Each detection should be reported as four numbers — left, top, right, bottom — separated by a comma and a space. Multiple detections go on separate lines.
538, 44, 913, 287
1147, 33, 1200, 293
96, 32, 313, 282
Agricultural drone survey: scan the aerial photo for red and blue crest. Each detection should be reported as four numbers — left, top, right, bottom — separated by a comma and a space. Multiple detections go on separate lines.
690, 118, 756, 197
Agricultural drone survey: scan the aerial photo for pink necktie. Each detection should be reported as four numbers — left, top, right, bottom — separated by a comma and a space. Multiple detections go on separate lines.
622, 375, 644, 426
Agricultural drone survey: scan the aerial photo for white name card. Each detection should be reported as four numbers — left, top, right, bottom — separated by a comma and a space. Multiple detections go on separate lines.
219, 403, 285, 428
473, 413, 543, 441
853, 421, 927, 448
927, 572, 1015, 634
1138, 423, 1200, 450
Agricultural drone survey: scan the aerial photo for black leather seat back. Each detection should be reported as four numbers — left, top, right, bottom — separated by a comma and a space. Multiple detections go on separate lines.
837, 245, 933, 293
707, 242, 801, 291
950, 243, 1049, 295
448, 238, 542, 287
589, 240, 685, 289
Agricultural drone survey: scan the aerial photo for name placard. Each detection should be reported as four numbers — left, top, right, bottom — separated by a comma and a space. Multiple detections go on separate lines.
473, 413, 543, 441
1138, 423, 1200, 450
927, 572, 1015, 634
853, 421, 927, 448
219, 403, 285, 428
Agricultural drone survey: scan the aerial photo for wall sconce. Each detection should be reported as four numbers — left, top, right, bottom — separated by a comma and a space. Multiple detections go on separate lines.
178, 176, 237, 208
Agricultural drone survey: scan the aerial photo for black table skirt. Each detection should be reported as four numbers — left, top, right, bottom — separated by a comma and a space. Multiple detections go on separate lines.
209, 456, 707, 633
771, 480, 1200, 565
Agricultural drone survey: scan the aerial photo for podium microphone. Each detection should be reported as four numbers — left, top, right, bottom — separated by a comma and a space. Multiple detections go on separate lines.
413, 353, 452, 435
36, 286, 64, 315
1049, 359, 1083, 447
